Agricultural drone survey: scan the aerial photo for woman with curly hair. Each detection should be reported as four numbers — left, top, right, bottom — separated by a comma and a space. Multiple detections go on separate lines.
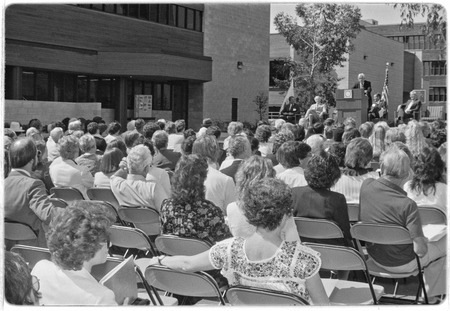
331, 138, 379, 203
31, 201, 123, 305
226, 155, 299, 241
255, 124, 273, 157
292, 151, 352, 247
403, 146, 446, 213
159, 154, 231, 244
149, 178, 329, 305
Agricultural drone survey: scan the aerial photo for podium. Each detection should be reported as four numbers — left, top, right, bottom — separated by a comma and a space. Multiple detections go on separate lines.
335, 89, 368, 126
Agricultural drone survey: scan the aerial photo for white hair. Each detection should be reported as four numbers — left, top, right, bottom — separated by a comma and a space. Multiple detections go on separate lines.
380, 146, 410, 179
127, 144, 152, 173
358, 73, 365, 79
50, 127, 63, 143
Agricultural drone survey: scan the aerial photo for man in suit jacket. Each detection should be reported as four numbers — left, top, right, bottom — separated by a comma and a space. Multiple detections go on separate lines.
4, 138, 62, 248
353, 73, 372, 110
397, 90, 422, 124
279, 96, 301, 123
152, 130, 181, 171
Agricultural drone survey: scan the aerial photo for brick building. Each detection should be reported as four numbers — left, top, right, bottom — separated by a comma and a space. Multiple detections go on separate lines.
3, 3, 269, 130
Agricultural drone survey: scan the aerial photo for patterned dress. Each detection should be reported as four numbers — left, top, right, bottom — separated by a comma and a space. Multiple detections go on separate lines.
160, 198, 232, 244
209, 237, 321, 303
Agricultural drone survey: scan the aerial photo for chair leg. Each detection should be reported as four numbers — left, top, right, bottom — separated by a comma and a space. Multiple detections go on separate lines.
392, 280, 399, 296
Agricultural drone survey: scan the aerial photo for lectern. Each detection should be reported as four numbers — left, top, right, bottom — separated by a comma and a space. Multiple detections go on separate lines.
335, 89, 368, 126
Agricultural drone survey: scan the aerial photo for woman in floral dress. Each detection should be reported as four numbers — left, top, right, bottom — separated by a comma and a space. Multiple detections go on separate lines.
159, 154, 231, 244
151, 178, 329, 305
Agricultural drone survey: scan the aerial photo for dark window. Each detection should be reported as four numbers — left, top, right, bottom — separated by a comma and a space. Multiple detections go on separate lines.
104, 5, 115, 13
232, 98, 238, 121
195, 10, 202, 31
89, 78, 98, 102
98, 78, 112, 107
22, 70, 35, 100
424, 61, 447, 76
429, 87, 447, 102
163, 84, 172, 110
270, 60, 290, 87
186, 8, 194, 30
77, 75, 88, 102
128, 4, 139, 18
177, 6, 186, 28
159, 4, 168, 24
149, 4, 158, 22
36, 72, 49, 101
139, 4, 149, 20
169, 4, 177, 26
63, 74, 75, 102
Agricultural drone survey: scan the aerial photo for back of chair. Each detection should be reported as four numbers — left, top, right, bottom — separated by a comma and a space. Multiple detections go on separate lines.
145, 265, 225, 305
347, 203, 359, 223
10, 245, 51, 270
226, 285, 309, 306
418, 207, 447, 225
118, 207, 161, 236
49, 198, 68, 208
86, 187, 120, 210
50, 187, 84, 202
109, 225, 157, 255
155, 235, 211, 256
294, 217, 344, 240
304, 243, 366, 271
4, 222, 38, 241
90, 256, 125, 281
350, 222, 412, 245
89, 200, 125, 225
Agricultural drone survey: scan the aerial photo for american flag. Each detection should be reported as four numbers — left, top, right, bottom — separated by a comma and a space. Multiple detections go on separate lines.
380, 63, 389, 117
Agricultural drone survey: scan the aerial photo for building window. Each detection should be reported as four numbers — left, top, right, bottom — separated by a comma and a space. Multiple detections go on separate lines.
429, 87, 447, 102
270, 60, 290, 88
74, 4, 203, 32
424, 61, 447, 76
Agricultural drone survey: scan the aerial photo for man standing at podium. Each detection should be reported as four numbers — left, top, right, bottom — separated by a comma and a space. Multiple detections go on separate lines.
353, 73, 372, 111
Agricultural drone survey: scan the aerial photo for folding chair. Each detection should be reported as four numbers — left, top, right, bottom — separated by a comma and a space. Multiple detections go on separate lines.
87, 200, 126, 226
350, 222, 429, 304
347, 203, 360, 224
418, 207, 447, 225
155, 235, 212, 256
226, 285, 309, 305
4, 221, 39, 250
50, 186, 84, 202
49, 197, 68, 208
86, 187, 121, 211
145, 265, 226, 305
10, 245, 51, 269
108, 225, 159, 269
304, 243, 384, 305
91, 256, 171, 306
294, 217, 344, 240
117, 207, 161, 236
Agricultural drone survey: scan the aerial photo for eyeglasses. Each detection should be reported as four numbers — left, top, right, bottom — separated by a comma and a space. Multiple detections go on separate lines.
32, 275, 40, 292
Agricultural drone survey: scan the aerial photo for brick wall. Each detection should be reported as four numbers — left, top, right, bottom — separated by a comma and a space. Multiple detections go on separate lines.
4, 100, 102, 126
203, 3, 270, 125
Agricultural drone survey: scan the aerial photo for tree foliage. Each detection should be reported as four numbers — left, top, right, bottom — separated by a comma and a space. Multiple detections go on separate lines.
393, 3, 446, 46
274, 3, 362, 104
253, 91, 269, 121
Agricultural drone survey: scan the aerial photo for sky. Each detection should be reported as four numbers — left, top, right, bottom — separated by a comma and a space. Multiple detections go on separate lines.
270, 2, 431, 33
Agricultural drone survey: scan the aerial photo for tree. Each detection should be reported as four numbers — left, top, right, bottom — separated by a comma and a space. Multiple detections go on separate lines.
274, 3, 362, 105
392, 3, 446, 52
253, 91, 269, 121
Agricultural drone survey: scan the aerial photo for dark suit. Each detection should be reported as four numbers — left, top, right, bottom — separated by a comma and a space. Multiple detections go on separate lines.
153, 149, 181, 171
280, 102, 301, 123
292, 186, 352, 247
220, 159, 243, 183
353, 80, 372, 109
4, 170, 60, 248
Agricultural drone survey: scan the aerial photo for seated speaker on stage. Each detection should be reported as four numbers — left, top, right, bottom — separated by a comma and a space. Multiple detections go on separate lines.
279, 96, 300, 123
304, 95, 328, 125
397, 90, 422, 124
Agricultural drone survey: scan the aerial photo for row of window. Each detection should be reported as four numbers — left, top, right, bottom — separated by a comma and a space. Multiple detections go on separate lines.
429, 87, 446, 102
74, 3, 202, 32
423, 61, 447, 76
388, 35, 443, 50
6, 67, 173, 110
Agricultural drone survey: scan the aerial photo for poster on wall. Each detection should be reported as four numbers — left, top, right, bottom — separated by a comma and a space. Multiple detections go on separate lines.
134, 95, 153, 118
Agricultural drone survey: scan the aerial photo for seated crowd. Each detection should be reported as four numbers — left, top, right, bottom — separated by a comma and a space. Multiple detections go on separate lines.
3, 114, 447, 305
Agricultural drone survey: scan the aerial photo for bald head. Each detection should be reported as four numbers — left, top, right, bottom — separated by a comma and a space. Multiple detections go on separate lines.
9, 137, 37, 168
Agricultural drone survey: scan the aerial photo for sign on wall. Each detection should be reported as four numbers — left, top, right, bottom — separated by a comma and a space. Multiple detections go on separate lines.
412, 89, 426, 104
134, 95, 153, 118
